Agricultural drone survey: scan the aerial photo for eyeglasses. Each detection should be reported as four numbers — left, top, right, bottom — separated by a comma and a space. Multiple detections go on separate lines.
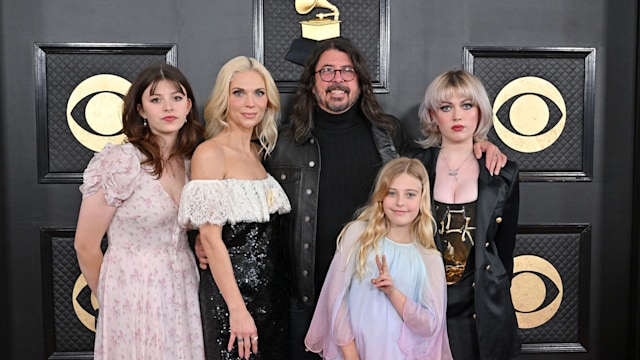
315, 67, 357, 82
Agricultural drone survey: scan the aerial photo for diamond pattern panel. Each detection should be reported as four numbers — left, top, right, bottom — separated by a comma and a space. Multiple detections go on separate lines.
45, 231, 108, 354
262, 0, 384, 84
513, 228, 587, 344
51, 235, 96, 351
472, 55, 586, 173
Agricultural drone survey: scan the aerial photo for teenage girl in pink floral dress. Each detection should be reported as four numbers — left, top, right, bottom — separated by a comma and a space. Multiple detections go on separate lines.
75, 64, 205, 359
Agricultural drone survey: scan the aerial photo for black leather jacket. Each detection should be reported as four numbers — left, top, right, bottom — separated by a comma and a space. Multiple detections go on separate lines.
265, 121, 401, 309
413, 147, 521, 359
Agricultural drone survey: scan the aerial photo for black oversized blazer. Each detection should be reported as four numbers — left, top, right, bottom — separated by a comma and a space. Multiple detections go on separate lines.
412, 146, 522, 359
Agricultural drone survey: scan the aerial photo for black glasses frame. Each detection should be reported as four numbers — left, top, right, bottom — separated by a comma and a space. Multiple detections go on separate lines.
315, 67, 357, 82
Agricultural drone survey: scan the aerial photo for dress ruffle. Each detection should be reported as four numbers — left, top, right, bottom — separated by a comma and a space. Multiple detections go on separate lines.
178, 176, 291, 228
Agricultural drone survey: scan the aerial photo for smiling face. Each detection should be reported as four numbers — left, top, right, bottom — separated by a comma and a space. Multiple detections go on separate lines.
383, 172, 423, 231
137, 79, 192, 137
226, 70, 268, 131
432, 93, 480, 146
312, 49, 361, 114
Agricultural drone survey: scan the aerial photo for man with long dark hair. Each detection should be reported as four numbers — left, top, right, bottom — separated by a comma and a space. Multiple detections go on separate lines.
267, 38, 403, 359
268, 37, 506, 359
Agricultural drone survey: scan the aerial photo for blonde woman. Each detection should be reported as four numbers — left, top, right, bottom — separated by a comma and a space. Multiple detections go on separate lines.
178, 57, 291, 360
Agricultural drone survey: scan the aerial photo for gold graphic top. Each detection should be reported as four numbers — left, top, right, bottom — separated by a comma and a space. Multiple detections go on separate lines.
435, 201, 476, 284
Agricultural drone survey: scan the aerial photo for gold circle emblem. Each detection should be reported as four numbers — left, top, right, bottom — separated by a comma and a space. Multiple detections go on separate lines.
72, 275, 100, 332
510, 255, 563, 329
493, 76, 566, 153
66, 74, 131, 152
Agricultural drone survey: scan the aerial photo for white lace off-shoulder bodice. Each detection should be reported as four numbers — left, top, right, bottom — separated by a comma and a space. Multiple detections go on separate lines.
177, 175, 291, 228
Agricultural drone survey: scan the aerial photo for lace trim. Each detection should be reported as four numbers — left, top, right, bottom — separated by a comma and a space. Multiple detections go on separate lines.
178, 176, 291, 228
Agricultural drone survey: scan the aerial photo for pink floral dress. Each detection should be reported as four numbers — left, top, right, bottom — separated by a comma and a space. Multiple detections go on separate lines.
80, 143, 204, 360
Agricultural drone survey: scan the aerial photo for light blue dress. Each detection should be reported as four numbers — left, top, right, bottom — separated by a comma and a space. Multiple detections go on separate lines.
348, 237, 426, 359
305, 221, 452, 360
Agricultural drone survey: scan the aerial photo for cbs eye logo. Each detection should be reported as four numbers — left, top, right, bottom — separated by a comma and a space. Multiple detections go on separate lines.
72, 275, 99, 332
510, 255, 563, 329
493, 76, 566, 153
67, 74, 131, 152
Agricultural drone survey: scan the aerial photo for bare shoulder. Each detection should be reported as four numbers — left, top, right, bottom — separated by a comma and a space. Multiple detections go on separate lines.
191, 139, 226, 180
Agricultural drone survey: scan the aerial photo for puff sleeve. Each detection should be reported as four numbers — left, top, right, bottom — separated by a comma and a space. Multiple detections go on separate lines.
79, 143, 140, 207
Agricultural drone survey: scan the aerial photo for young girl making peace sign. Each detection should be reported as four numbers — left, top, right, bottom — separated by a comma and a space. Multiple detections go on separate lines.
304, 157, 452, 360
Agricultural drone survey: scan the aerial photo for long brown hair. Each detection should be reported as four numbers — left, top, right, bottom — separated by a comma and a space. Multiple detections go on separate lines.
121, 63, 204, 176
290, 37, 396, 143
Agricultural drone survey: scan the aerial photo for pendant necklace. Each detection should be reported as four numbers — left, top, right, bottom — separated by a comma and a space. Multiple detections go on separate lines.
440, 149, 473, 179
164, 158, 177, 179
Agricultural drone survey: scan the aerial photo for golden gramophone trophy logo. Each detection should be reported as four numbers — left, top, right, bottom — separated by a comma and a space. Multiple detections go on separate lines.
295, 0, 341, 41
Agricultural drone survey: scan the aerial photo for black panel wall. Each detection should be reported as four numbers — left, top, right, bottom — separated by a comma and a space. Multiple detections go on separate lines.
1, 0, 638, 358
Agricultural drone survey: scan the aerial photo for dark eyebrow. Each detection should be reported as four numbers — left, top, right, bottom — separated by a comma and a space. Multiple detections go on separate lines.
149, 90, 184, 97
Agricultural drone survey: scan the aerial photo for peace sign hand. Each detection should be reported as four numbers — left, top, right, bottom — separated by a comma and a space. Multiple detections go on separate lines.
371, 254, 395, 296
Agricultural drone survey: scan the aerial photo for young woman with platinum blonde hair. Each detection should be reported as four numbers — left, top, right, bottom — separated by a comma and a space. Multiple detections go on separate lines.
412, 70, 521, 359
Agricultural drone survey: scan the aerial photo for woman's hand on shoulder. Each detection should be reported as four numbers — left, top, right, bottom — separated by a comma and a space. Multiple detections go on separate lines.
473, 140, 507, 175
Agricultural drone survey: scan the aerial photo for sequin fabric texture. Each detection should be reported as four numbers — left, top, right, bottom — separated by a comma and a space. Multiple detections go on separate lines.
199, 220, 289, 359
179, 178, 291, 360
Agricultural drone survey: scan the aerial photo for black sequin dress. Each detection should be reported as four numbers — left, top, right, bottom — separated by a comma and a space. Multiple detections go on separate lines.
178, 176, 292, 360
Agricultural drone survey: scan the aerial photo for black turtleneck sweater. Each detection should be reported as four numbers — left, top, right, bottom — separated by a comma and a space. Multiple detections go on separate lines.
311, 106, 382, 296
